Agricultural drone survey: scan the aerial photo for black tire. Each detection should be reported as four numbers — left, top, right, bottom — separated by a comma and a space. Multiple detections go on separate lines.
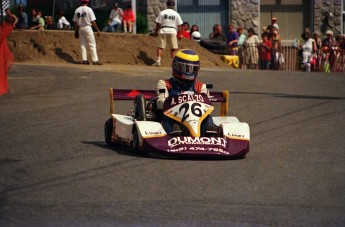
200, 39, 227, 50
131, 127, 139, 152
104, 118, 115, 146
134, 94, 146, 121
206, 49, 229, 55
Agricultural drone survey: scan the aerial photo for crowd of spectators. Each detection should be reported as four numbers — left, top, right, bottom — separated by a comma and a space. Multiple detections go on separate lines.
3, 3, 136, 33
3, 3, 344, 72
205, 16, 344, 72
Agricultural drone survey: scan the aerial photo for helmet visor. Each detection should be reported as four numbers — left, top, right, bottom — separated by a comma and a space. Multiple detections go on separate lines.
174, 61, 200, 75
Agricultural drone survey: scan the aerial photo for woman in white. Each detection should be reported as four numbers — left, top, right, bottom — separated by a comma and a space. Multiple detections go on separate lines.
244, 28, 259, 69
300, 28, 316, 72
58, 11, 70, 30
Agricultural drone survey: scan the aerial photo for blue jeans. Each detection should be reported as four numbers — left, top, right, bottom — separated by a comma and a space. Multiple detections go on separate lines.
102, 21, 120, 33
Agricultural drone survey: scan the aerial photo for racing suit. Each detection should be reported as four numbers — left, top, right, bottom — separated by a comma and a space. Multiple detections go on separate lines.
156, 77, 213, 135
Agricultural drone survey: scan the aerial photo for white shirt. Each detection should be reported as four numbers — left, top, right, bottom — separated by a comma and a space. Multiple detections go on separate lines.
73, 6, 96, 27
302, 38, 314, 53
156, 8, 183, 35
273, 23, 279, 31
109, 8, 123, 24
58, 16, 70, 29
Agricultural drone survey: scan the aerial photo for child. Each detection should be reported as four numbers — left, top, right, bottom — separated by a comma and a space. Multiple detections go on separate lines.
260, 32, 272, 70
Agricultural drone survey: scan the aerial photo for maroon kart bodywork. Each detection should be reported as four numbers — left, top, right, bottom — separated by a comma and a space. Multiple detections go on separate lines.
143, 136, 249, 157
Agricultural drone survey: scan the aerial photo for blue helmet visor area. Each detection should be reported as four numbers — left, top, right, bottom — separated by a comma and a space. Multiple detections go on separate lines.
173, 59, 200, 74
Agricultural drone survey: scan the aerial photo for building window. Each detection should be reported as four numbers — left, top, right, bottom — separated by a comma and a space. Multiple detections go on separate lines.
198, 0, 220, 5
179, 0, 193, 5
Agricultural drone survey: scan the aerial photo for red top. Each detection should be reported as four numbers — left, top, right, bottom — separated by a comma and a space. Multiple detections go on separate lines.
123, 9, 135, 22
180, 31, 191, 39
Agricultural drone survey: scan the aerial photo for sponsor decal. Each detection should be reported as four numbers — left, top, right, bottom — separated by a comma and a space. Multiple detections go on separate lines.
170, 94, 204, 105
168, 137, 227, 148
145, 131, 162, 135
228, 133, 245, 138
167, 146, 230, 154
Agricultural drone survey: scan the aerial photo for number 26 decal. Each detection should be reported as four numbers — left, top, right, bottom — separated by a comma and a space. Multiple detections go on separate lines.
179, 103, 203, 122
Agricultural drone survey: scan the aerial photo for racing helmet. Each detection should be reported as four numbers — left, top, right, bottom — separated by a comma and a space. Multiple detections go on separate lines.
191, 31, 201, 42
172, 49, 200, 82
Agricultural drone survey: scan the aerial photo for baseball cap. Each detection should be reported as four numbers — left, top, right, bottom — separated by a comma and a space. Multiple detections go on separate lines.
113, 3, 118, 7
167, 0, 175, 6
272, 17, 277, 21
81, 0, 89, 3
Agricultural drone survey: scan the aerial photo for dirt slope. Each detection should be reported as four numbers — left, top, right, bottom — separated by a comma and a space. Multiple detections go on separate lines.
8, 30, 227, 67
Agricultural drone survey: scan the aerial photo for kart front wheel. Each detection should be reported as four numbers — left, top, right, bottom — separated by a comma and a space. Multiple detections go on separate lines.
104, 118, 115, 146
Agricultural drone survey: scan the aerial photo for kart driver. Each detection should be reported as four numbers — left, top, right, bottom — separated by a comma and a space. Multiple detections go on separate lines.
156, 49, 213, 136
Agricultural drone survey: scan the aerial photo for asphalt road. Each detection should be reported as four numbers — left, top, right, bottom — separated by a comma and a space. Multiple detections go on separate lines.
1, 63, 344, 226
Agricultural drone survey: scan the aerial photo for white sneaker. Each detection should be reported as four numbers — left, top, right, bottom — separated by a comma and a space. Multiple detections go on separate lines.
152, 61, 161, 66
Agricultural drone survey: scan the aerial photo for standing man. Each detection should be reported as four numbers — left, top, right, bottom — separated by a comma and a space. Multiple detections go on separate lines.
271, 17, 279, 31
5, 8, 18, 28
226, 24, 238, 55
73, 0, 102, 65
16, 4, 29, 29
152, 0, 183, 66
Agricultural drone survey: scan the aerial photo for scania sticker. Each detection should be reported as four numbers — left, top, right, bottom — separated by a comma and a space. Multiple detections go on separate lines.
168, 137, 227, 148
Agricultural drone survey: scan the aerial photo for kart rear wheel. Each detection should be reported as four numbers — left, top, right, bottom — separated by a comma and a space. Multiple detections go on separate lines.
104, 118, 115, 146
134, 94, 146, 121
131, 127, 139, 152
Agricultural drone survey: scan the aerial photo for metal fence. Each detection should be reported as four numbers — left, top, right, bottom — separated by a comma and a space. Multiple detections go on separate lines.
237, 42, 344, 73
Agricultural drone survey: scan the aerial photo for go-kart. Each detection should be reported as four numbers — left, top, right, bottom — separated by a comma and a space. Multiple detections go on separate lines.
104, 87, 250, 157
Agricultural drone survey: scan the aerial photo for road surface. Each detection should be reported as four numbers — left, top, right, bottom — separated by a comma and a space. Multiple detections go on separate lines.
1, 63, 344, 226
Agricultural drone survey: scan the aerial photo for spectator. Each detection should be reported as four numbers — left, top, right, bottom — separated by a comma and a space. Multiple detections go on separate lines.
16, 4, 29, 29
38, 11, 45, 30
58, 11, 70, 30
321, 30, 336, 72
102, 3, 123, 33
322, 30, 335, 49
122, 4, 135, 33
237, 27, 246, 68
312, 31, 322, 71
227, 24, 238, 55
259, 32, 272, 70
268, 25, 281, 70
271, 17, 279, 31
313, 31, 322, 54
152, 0, 183, 66
190, 24, 199, 36
299, 28, 315, 72
5, 8, 18, 28
180, 22, 190, 39
244, 28, 259, 69
30, 8, 42, 30
45, 16, 55, 30
340, 34, 345, 50
73, 0, 102, 65
209, 24, 225, 41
